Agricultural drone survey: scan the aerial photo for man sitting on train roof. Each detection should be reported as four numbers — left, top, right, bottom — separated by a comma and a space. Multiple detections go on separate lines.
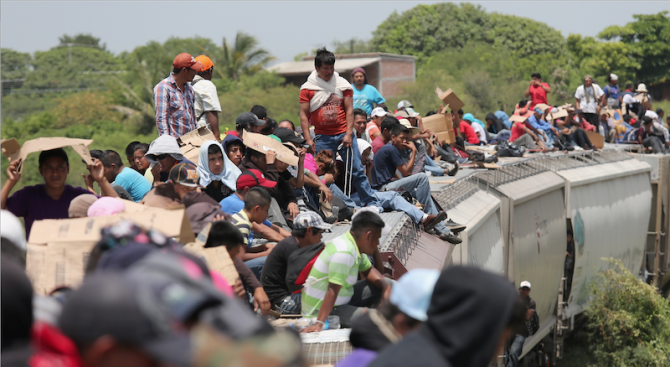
1, 148, 120, 239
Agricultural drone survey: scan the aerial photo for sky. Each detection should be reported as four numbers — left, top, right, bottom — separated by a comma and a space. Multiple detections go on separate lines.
2, 1, 670, 65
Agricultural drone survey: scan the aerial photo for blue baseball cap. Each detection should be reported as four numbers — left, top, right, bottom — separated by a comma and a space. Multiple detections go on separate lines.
390, 269, 440, 321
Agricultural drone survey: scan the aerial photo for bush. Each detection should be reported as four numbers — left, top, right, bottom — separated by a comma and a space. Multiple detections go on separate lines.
586, 258, 670, 367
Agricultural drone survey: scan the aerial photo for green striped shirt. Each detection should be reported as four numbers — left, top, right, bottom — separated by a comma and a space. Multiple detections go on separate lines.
301, 231, 372, 317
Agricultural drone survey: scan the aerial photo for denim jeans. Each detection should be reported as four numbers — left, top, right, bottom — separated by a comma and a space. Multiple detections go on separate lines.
244, 256, 267, 280
506, 334, 525, 367
380, 173, 449, 234
315, 132, 379, 206
329, 182, 360, 209
489, 130, 511, 144
424, 156, 445, 176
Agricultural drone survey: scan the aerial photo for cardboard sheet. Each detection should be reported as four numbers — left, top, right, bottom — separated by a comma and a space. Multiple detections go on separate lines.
437, 88, 465, 112
1, 137, 94, 173
243, 131, 299, 166
177, 126, 217, 166
26, 208, 195, 294
584, 130, 604, 149
183, 223, 239, 285
509, 114, 529, 123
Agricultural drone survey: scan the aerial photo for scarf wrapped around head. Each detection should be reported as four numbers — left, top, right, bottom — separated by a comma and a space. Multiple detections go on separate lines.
197, 140, 241, 191
300, 70, 353, 112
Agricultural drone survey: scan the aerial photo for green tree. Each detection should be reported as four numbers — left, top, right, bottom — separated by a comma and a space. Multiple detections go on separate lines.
0, 48, 32, 96
598, 11, 670, 83
331, 38, 376, 54
216, 31, 275, 80
586, 258, 670, 366
58, 33, 107, 51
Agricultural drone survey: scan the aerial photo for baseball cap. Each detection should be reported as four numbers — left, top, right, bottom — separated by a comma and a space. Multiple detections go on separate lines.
398, 119, 412, 128
236, 169, 277, 190
274, 127, 306, 145
173, 53, 203, 71
390, 269, 440, 321
395, 110, 410, 118
195, 55, 214, 72
519, 280, 531, 289
293, 211, 332, 230
610, 73, 618, 81
397, 100, 413, 109
169, 163, 199, 187
236, 112, 265, 127
58, 273, 192, 367
405, 108, 420, 118
371, 107, 387, 118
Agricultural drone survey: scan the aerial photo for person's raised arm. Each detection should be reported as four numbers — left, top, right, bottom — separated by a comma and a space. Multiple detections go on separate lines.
397, 141, 417, 177
87, 161, 119, 198
301, 282, 341, 333
1, 160, 21, 210
300, 102, 315, 155
343, 96, 354, 148
205, 112, 220, 141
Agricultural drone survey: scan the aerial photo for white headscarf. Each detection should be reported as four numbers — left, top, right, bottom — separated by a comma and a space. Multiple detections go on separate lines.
300, 70, 353, 112
196, 141, 241, 190
357, 138, 373, 161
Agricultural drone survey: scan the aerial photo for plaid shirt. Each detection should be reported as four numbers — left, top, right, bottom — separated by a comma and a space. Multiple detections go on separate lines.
153, 73, 197, 137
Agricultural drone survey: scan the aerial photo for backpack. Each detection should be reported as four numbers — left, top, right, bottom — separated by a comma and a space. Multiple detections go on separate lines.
526, 310, 540, 336
285, 242, 325, 294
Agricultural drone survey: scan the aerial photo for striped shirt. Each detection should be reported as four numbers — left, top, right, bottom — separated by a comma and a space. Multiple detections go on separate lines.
230, 210, 252, 246
301, 231, 372, 317
153, 73, 197, 137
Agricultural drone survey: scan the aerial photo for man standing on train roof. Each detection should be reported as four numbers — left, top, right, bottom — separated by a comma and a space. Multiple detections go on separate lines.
153, 53, 203, 137
299, 47, 379, 208
351, 67, 385, 116
192, 55, 222, 140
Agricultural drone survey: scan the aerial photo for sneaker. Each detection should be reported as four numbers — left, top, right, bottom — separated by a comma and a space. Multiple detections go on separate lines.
423, 211, 447, 232
447, 161, 459, 176
438, 232, 462, 245
445, 218, 466, 233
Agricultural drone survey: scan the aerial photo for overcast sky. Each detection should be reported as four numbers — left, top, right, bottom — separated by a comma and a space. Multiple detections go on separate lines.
2, 1, 669, 64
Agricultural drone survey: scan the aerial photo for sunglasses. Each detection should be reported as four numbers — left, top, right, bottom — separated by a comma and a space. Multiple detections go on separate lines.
155, 154, 169, 160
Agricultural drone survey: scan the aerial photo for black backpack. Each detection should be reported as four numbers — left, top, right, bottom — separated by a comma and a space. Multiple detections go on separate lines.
285, 242, 325, 294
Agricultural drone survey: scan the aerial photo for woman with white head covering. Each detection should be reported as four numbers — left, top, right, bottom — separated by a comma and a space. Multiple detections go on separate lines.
197, 140, 241, 202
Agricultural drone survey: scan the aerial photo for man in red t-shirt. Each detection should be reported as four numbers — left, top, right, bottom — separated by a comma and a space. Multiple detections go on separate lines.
453, 119, 480, 145
525, 73, 551, 109
299, 48, 378, 206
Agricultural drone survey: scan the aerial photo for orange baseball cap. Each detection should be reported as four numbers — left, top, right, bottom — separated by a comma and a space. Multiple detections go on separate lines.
195, 55, 214, 72
173, 53, 203, 71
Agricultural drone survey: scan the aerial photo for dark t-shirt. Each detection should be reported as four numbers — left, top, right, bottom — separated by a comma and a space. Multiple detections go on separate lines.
6, 184, 93, 238
159, 158, 196, 182
371, 143, 405, 189
517, 296, 538, 337
203, 181, 234, 203
260, 236, 300, 306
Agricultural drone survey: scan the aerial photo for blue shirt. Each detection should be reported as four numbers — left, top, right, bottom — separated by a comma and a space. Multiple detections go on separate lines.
114, 167, 151, 202
527, 115, 554, 133
220, 194, 273, 227
603, 84, 620, 100
371, 143, 405, 189
352, 84, 385, 115
496, 111, 512, 129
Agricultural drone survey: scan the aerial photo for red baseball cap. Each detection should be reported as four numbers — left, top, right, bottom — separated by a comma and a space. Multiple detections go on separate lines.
173, 53, 203, 71
236, 169, 277, 190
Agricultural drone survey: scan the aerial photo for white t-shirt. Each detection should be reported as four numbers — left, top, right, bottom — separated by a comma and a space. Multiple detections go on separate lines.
645, 110, 660, 123
192, 75, 222, 127
575, 84, 604, 114
470, 121, 488, 143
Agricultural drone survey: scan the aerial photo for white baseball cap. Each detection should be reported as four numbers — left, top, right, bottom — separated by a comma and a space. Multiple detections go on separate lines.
390, 269, 440, 321
370, 107, 387, 118
397, 100, 413, 109
519, 280, 531, 289
610, 73, 618, 81
405, 108, 420, 118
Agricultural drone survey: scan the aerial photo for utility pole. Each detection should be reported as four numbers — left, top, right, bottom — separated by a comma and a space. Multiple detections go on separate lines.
350, 39, 354, 54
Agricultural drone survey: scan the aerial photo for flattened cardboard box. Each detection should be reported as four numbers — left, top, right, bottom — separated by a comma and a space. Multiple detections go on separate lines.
423, 113, 455, 144
26, 208, 194, 295
1, 137, 94, 173
183, 223, 239, 285
178, 126, 217, 166
243, 130, 299, 166
584, 130, 604, 149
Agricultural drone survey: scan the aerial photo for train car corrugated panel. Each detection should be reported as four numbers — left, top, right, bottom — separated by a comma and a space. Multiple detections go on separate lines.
446, 191, 504, 274
510, 189, 567, 328
496, 171, 565, 205
556, 164, 652, 318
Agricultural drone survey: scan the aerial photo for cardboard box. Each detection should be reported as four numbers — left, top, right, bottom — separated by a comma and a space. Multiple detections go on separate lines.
26, 208, 194, 294
422, 113, 456, 144
584, 130, 604, 149
183, 222, 239, 286
178, 126, 218, 165
436, 131, 456, 145
438, 88, 465, 112
509, 114, 529, 123
1, 137, 94, 173
243, 131, 299, 166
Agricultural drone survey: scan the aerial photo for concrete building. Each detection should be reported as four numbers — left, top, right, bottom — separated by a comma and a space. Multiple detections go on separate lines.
267, 53, 415, 97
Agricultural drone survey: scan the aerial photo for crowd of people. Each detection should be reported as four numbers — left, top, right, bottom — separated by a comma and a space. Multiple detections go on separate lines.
4, 47, 633, 367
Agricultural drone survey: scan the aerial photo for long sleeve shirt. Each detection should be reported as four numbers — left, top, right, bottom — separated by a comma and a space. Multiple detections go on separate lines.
153, 73, 197, 137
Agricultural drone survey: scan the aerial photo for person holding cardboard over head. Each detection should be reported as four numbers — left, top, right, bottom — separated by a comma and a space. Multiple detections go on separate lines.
154, 53, 203, 137
192, 55, 222, 140
299, 47, 380, 209
1, 148, 119, 238
508, 102, 542, 149
370, 124, 464, 244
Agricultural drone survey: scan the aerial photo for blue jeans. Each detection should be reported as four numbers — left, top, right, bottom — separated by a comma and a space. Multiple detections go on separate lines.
539, 130, 555, 149
329, 182, 360, 209
380, 173, 449, 235
490, 130, 511, 144
506, 334, 525, 367
424, 156, 445, 176
315, 132, 378, 207
244, 256, 267, 280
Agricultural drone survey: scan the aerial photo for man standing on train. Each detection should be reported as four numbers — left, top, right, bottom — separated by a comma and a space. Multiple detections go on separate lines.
507, 280, 539, 367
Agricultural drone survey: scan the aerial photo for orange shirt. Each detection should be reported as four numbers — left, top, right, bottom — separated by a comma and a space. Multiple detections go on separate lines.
300, 89, 353, 136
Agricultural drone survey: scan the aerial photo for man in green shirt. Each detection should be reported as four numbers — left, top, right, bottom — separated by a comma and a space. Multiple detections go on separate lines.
301, 211, 391, 332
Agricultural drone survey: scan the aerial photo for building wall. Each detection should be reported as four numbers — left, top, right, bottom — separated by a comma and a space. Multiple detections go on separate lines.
380, 57, 415, 97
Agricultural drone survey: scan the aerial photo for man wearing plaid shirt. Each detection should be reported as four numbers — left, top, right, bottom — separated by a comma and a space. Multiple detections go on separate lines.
153, 53, 203, 137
